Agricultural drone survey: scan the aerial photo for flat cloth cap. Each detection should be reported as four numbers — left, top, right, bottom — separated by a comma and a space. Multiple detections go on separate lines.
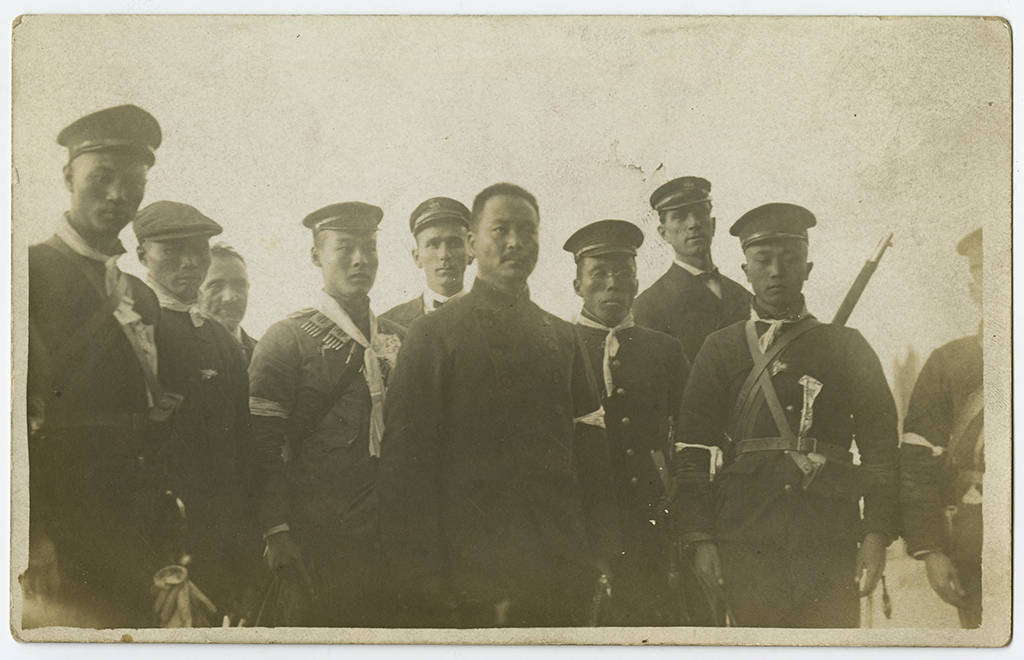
302, 202, 383, 233
563, 219, 644, 261
730, 203, 816, 249
409, 197, 471, 235
58, 105, 161, 166
650, 176, 712, 214
956, 227, 982, 266
134, 201, 223, 242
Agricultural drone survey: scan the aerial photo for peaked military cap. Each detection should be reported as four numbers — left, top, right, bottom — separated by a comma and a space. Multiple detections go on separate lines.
57, 104, 161, 166
730, 203, 816, 250
134, 201, 223, 242
302, 202, 383, 233
409, 197, 471, 235
563, 219, 645, 262
956, 227, 982, 266
649, 176, 712, 214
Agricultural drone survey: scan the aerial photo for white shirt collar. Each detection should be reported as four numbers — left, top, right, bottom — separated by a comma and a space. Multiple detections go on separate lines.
422, 287, 465, 314
673, 257, 715, 278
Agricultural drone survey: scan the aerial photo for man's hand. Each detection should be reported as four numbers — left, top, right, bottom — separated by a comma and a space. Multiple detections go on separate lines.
923, 552, 967, 609
856, 532, 887, 596
692, 540, 724, 594
20, 533, 60, 597
264, 530, 302, 572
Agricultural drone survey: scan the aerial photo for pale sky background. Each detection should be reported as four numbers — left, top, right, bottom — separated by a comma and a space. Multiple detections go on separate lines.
12, 15, 1011, 384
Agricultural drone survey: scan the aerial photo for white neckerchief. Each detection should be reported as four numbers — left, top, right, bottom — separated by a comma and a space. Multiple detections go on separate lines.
422, 287, 465, 314
318, 291, 385, 458
57, 213, 125, 297
575, 309, 635, 397
57, 214, 158, 403
146, 275, 206, 328
750, 302, 809, 353
674, 257, 722, 299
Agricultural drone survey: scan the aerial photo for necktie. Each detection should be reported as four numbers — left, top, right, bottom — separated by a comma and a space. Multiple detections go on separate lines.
575, 310, 635, 397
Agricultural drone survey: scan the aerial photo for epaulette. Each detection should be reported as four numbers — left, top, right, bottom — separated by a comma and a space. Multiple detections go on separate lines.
289, 309, 352, 351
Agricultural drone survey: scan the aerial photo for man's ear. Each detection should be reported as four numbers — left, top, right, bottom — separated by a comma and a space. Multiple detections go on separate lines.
709, 216, 717, 237
62, 164, 73, 193
573, 277, 582, 298
805, 261, 814, 280
466, 231, 478, 260
310, 244, 321, 268
411, 247, 422, 269
136, 243, 148, 266
741, 261, 751, 284
656, 222, 667, 242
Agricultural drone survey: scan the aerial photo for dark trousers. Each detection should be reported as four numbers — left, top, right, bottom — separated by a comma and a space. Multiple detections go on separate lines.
955, 560, 982, 629
717, 539, 859, 628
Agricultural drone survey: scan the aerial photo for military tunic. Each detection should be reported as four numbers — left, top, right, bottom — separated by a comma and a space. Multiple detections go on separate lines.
249, 306, 405, 626
900, 334, 984, 628
153, 307, 261, 621
633, 263, 751, 363
674, 316, 900, 627
378, 278, 620, 627
575, 321, 690, 626
27, 234, 168, 627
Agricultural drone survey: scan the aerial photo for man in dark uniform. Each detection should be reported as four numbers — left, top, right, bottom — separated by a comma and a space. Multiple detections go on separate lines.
563, 219, 690, 626
199, 243, 257, 365
381, 196, 471, 329
379, 183, 619, 628
23, 105, 171, 627
134, 201, 262, 625
900, 227, 984, 628
249, 202, 405, 627
673, 203, 899, 628
633, 176, 751, 362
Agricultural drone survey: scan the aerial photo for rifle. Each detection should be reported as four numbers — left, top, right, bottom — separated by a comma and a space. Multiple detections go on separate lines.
832, 233, 894, 326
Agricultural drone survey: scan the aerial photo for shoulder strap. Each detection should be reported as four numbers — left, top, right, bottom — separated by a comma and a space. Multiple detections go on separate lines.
729, 317, 821, 439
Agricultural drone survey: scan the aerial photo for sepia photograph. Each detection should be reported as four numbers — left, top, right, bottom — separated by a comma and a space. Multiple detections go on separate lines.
6, 7, 1013, 648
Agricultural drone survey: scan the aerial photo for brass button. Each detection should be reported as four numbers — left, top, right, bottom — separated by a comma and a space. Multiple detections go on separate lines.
615, 387, 626, 396
630, 476, 639, 486
621, 416, 631, 426
625, 448, 635, 457
137, 455, 146, 466
784, 484, 793, 493
785, 404, 796, 412
611, 359, 622, 369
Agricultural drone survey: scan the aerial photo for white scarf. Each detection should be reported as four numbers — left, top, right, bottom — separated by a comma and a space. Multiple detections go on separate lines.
317, 291, 385, 458
575, 309, 635, 397
146, 275, 206, 328
57, 214, 158, 401
750, 302, 809, 353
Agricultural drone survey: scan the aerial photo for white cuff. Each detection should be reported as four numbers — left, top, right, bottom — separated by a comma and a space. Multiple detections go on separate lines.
574, 406, 606, 429
901, 432, 945, 457
263, 523, 291, 539
250, 396, 289, 419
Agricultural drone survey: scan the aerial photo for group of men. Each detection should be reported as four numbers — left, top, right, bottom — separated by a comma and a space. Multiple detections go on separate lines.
23, 104, 986, 631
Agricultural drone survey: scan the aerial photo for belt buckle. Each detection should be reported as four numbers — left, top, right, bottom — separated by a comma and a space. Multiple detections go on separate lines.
798, 437, 817, 453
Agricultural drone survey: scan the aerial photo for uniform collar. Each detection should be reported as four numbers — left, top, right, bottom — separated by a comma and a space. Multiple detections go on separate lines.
422, 286, 465, 313
751, 296, 808, 322
146, 274, 206, 327
56, 212, 126, 263
672, 257, 717, 278
471, 277, 530, 310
